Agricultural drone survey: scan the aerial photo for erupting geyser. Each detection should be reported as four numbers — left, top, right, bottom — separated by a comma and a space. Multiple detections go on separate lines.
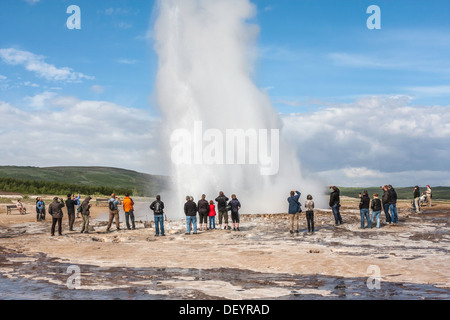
153, 0, 326, 218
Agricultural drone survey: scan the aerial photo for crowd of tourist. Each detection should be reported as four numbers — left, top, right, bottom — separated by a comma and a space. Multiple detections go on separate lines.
14, 184, 432, 236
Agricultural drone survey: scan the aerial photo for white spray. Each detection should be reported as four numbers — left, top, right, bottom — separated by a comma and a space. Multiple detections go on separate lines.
153, 0, 326, 218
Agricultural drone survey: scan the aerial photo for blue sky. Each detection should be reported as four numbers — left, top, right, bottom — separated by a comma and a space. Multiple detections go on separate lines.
1, 0, 450, 187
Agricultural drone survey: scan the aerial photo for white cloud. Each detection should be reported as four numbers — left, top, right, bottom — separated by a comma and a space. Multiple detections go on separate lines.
24, 91, 58, 108
0, 48, 94, 83
0, 98, 167, 175
280, 95, 450, 186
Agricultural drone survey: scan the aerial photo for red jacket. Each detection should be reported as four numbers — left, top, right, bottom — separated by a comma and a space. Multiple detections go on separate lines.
209, 204, 216, 217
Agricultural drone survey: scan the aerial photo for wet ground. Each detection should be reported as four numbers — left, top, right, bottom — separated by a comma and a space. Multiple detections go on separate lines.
0, 246, 448, 300
1, 201, 449, 300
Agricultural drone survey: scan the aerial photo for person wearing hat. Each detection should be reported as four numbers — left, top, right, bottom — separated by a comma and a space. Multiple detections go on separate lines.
48, 197, 65, 236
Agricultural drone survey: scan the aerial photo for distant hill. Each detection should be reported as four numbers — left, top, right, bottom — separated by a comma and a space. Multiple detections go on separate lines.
0, 166, 169, 197
338, 186, 450, 200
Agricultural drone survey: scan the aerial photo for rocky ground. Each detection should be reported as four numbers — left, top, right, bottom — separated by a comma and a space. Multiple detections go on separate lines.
0, 197, 449, 300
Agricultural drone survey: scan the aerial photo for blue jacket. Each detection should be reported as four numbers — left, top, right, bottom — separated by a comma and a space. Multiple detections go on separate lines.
287, 191, 301, 214
36, 201, 45, 210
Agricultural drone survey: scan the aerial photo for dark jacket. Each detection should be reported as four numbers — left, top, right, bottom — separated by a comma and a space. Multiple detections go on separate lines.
184, 200, 197, 217
359, 194, 370, 209
371, 198, 382, 211
329, 188, 340, 207
413, 188, 420, 198
287, 191, 301, 214
48, 199, 65, 219
65, 198, 77, 214
215, 195, 229, 211
81, 196, 92, 216
197, 199, 209, 215
229, 198, 241, 214
150, 200, 164, 215
382, 190, 389, 205
388, 188, 397, 204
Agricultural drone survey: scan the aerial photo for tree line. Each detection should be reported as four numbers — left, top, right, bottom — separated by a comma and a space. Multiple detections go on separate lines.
0, 177, 133, 197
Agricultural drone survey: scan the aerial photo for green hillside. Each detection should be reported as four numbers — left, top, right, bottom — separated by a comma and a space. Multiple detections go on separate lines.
0, 166, 169, 197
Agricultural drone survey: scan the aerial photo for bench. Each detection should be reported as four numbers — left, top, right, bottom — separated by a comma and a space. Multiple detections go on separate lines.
6, 205, 27, 215
95, 198, 109, 207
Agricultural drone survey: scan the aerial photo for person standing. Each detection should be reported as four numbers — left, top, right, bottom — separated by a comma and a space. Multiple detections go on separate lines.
413, 186, 421, 214
426, 185, 432, 207
80, 196, 92, 234
287, 190, 301, 234
370, 193, 382, 229
215, 192, 230, 230
359, 190, 371, 229
65, 194, 77, 231
304, 194, 315, 233
123, 193, 136, 230
36, 197, 46, 221
107, 193, 122, 232
150, 195, 165, 236
197, 194, 209, 231
381, 185, 392, 224
329, 186, 343, 225
48, 197, 65, 236
184, 196, 198, 235
75, 194, 81, 218
229, 194, 241, 231
388, 185, 399, 224
209, 200, 216, 230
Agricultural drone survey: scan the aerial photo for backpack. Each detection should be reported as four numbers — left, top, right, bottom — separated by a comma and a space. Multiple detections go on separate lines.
109, 200, 116, 210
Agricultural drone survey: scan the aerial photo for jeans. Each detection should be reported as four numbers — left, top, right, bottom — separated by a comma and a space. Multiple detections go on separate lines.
154, 214, 165, 235
209, 216, 216, 229
186, 216, 197, 234
332, 204, 343, 225
383, 203, 392, 223
360, 208, 371, 228
125, 210, 136, 229
389, 204, 398, 223
306, 211, 314, 232
371, 210, 381, 228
